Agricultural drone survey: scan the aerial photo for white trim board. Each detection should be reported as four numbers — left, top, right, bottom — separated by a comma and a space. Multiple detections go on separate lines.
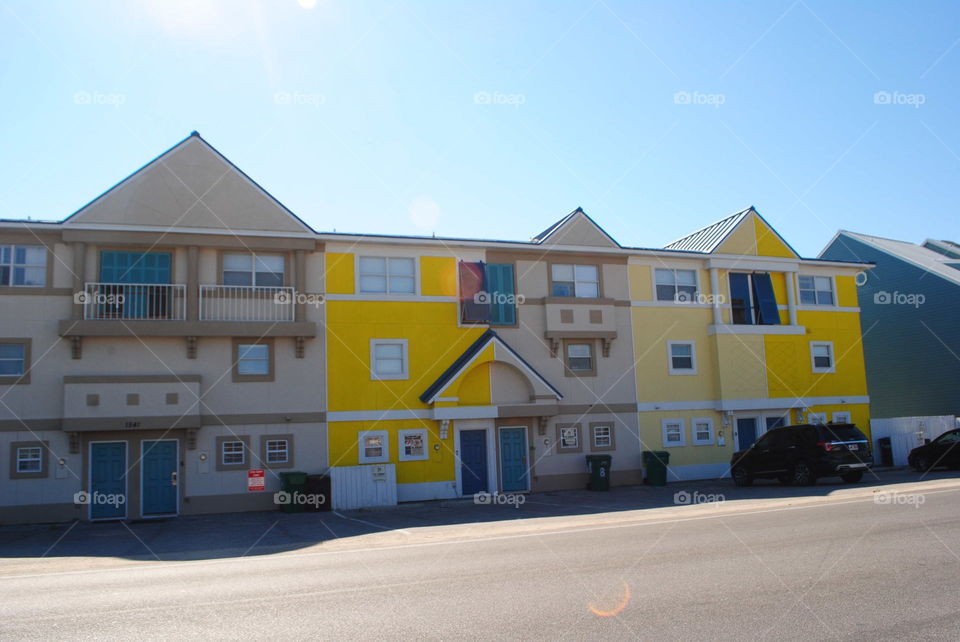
636, 396, 870, 412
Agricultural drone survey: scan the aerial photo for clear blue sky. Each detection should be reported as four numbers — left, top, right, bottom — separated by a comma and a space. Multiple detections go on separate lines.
2, 0, 958, 256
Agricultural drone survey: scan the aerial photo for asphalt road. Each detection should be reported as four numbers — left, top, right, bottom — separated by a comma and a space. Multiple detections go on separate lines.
2, 479, 959, 640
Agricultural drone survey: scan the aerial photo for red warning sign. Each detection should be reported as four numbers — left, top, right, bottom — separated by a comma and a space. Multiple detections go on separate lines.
248, 469, 265, 491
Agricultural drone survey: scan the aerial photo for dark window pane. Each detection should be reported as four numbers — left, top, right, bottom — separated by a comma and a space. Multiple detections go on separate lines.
729, 273, 753, 325
751, 273, 780, 325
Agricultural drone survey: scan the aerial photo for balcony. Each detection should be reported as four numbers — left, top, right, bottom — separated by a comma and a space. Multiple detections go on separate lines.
199, 285, 295, 322
81, 282, 186, 321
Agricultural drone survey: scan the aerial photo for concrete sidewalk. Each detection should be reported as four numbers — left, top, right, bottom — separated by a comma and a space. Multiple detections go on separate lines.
1, 467, 957, 574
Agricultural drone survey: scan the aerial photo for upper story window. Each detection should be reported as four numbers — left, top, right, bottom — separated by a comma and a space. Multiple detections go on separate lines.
458, 261, 517, 325
371, 339, 408, 380
223, 253, 284, 287
233, 339, 274, 382
798, 275, 835, 306
551, 264, 599, 298
655, 269, 697, 302
667, 341, 697, 375
1, 245, 46, 287
728, 272, 780, 325
810, 341, 835, 373
359, 257, 416, 294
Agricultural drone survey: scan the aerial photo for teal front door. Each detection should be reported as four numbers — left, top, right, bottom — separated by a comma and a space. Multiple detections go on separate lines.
142, 440, 178, 516
499, 427, 528, 492
90, 442, 127, 520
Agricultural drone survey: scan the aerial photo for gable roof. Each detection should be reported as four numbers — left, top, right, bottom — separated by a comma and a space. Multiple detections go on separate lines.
532, 207, 620, 248
419, 329, 562, 404
826, 231, 960, 288
62, 132, 315, 235
664, 206, 800, 258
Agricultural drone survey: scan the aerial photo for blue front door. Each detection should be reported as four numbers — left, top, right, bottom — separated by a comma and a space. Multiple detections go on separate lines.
499, 427, 528, 492
142, 440, 178, 516
737, 418, 759, 450
460, 430, 488, 496
90, 442, 126, 520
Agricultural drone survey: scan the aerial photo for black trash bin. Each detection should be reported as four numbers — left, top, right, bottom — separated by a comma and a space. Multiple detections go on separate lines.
279, 471, 308, 513
585, 454, 612, 491
877, 437, 893, 467
642, 451, 670, 487
304, 474, 331, 512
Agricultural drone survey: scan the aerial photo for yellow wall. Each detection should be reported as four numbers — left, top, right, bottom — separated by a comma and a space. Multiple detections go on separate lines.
325, 252, 355, 294
327, 418, 455, 482
753, 216, 796, 258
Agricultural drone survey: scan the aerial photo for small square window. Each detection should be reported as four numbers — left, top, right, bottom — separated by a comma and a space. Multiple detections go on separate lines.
811, 342, 835, 373
359, 431, 390, 464
399, 429, 428, 461
668, 341, 697, 374
662, 419, 686, 447
566, 343, 594, 373
266, 439, 289, 464
234, 339, 274, 381
221, 440, 246, 466
16, 446, 42, 473
692, 418, 714, 445
655, 269, 698, 302
556, 424, 581, 452
371, 340, 408, 380
590, 424, 615, 451
798, 275, 835, 306
0, 343, 26, 377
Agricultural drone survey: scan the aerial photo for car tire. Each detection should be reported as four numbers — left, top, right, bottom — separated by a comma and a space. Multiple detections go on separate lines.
791, 461, 815, 486
841, 471, 863, 483
732, 466, 752, 487
916, 456, 934, 472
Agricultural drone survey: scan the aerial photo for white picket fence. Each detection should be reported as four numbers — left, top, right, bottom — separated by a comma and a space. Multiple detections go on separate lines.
870, 416, 958, 466
329, 464, 398, 510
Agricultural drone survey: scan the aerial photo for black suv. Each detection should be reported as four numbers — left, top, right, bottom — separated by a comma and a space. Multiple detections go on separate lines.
731, 423, 872, 487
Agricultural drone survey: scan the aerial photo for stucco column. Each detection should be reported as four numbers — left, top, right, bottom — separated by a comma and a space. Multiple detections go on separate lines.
786, 271, 798, 326
71, 241, 86, 319
294, 249, 306, 322
709, 268, 722, 326
187, 246, 199, 321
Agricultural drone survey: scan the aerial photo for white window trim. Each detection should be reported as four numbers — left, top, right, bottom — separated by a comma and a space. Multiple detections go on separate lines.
797, 274, 836, 306
653, 268, 700, 303
359, 430, 390, 464
557, 424, 581, 451
807, 412, 828, 425
223, 252, 285, 286
591, 424, 613, 449
221, 440, 246, 466
691, 417, 715, 445
832, 411, 852, 424
667, 340, 697, 375
16, 446, 43, 473
265, 438, 290, 465
356, 255, 419, 295
551, 264, 600, 298
1, 245, 47, 287
661, 418, 686, 448
370, 339, 409, 381
398, 428, 428, 462
810, 341, 836, 374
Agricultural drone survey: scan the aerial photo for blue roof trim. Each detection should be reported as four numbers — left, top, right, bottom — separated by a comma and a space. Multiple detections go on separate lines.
418, 329, 562, 403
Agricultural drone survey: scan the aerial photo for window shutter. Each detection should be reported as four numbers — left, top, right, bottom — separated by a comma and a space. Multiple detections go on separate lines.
751, 273, 781, 325
459, 261, 490, 323
485, 263, 516, 325
728, 273, 754, 325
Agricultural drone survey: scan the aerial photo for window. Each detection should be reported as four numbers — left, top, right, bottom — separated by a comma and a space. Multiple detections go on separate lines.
667, 341, 697, 374
265, 439, 289, 464
934, 431, 960, 445
9, 440, 47, 479
798, 275, 835, 306
0, 340, 29, 385
810, 342, 835, 373
565, 342, 594, 374
590, 424, 615, 451
359, 256, 416, 294
232, 339, 274, 382
458, 262, 518, 325
223, 253, 284, 287
728, 273, 780, 325
832, 412, 851, 424
371, 339, 408, 380
807, 412, 827, 425
16, 446, 42, 473
655, 269, 698, 302
0, 245, 46, 286
662, 419, 685, 447
556, 424, 581, 452
221, 440, 246, 466
399, 429, 428, 461
551, 264, 599, 298
215, 436, 250, 470
359, 431, 389, 464
692, 418, 714, 445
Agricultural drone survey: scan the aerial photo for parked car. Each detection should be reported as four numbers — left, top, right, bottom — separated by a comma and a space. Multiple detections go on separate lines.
908, 428, 960, 472
731, 423, 872, 487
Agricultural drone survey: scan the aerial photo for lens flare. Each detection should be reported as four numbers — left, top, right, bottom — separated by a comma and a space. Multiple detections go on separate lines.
588, 581, 631, 617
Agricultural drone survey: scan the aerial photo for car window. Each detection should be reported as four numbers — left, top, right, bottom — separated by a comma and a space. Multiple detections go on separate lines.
753, 433, 772, 449
935, 431, 960, 444
818, 425, 866, 442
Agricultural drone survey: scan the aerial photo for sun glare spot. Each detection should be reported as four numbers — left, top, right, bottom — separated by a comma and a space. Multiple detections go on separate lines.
588, 581, 631, 617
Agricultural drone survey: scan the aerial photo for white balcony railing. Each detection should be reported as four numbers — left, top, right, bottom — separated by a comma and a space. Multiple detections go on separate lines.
199, 285, 295, 322
82, 283, 186, 321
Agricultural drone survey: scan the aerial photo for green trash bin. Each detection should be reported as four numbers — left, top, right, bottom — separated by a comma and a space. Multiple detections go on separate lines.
279, 471, 308, 513
642, 451, 669, 487
585, 454, 612, 491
